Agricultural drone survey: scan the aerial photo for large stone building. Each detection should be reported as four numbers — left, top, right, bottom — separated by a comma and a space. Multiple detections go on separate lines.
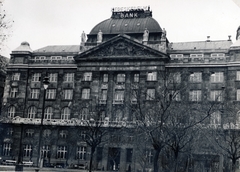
1, 7, 240, 172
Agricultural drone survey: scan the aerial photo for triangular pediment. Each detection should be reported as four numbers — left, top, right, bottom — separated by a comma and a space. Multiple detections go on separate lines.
74, 34, 169, 61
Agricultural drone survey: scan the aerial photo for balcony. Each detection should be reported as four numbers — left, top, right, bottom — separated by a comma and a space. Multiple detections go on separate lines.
113, 99, 124, 104
131, 99, 137, 104
99, 99, 107, 104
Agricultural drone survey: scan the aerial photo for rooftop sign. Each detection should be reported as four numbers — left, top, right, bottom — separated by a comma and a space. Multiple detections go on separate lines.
111, 6, 152, 19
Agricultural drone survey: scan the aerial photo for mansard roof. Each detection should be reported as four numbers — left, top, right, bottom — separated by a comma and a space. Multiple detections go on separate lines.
170, 40, 232, 51
74, 34, 169, 61
34, 45, 80, 53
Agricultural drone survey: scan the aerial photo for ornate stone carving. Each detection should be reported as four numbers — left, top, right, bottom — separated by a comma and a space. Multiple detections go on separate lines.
90, 40, 155, 57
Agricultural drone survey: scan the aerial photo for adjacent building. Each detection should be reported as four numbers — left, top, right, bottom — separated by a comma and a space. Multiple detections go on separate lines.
1, 7, 240, 172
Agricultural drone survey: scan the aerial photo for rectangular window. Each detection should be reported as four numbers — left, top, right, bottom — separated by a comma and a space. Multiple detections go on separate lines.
64, 73, 74, 82
57, 146, 67, 159
189, 72, 202, 83
30, 89, 40, 99
32, 73, 41, 82
49, 73, 58, 82
25, 129, 34, 137
189, 90, 202, 101
8, 106, 15, 118
46, 89, 56, 99
63, 89, 73, 99
103, 74, 108, 83
237, 89, 240, 101
170, 90, 181, 101
211, 72, 224, 83
7, 128, 13, 136
117, 74, 125, 83
114, 90, 124, 100
131, 90, 137, 103
12, 73, 20, 81
10, 87, 18, 98
23, 145, 32, 157
210, 112, 221, 127
133, 73, 139, 83
77, 146, 86, 160
170, 54, 183, 60
146, 149, 153, 164
3, 143, 12, 156
237, 71, 240, 81
59, 130, 68, 139
190, 54, 204, 58
211, 53, 225, 57
82, 88, 90, 99
83, 72, 92, 81
42, 145, 50, 158
101, 89, 107, 100
147, 72, 157, 81
210, 90, 223, 101
146, 89, 155, 100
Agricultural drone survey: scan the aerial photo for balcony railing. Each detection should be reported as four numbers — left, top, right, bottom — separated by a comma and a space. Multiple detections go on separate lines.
113, 99, 124, 104
1, 116, 135, 128
99, 99, 107, 104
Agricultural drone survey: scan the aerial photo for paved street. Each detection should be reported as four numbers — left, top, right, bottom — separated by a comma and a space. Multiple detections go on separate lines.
0, 165, 89, 172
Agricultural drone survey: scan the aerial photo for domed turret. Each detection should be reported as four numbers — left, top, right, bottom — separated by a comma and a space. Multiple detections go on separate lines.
12, 41, 32, 53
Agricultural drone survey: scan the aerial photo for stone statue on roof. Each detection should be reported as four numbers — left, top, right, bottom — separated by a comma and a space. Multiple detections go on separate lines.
143, 28, 149, 42
81, 31, 87, 43
162, 28, 166, 39
97, 30, 103, 43
237, 26, 240, 40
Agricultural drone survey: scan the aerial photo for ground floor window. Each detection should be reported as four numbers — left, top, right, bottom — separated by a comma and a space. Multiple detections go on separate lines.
57, 146, 67, 159
23, 144, 32, 157
77, 146, 86, 160
3, 143, 12, 156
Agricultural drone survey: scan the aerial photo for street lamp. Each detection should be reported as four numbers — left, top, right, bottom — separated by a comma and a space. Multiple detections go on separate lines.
36, 76, 49, 169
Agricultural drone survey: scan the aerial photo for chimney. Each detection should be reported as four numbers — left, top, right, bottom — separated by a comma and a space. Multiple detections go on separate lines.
206, 36, 210, 42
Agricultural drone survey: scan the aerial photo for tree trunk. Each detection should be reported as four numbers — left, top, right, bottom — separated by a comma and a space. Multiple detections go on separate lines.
89, 147, 96, 172
153, 149, 161, 172
231, 158, 237, 172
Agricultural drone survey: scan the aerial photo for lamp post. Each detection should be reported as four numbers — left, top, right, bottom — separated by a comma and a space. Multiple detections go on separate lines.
36, 76, 49, 169
15, 123, 24, 171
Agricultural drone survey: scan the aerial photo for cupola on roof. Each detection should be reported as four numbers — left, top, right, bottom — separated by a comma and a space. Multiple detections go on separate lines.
89, 6, 162, 35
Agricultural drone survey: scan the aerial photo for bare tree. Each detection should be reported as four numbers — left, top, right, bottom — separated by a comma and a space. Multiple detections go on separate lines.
130, 70, 221, 172
0, 0, 13, 52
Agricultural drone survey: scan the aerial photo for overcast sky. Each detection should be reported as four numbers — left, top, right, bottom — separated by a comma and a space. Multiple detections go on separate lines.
1, 0, 240, 58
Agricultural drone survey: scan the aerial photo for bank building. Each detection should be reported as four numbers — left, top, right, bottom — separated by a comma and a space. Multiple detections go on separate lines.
1, 6, 240, 172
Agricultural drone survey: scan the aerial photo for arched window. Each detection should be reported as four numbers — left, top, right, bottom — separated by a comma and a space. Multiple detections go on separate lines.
44, 107, 53, 120
80, 108, 89, 120
28, 106, 37, 119
114, 109, 123, 121
61, 107, 70, 120
8, 106, 16, 118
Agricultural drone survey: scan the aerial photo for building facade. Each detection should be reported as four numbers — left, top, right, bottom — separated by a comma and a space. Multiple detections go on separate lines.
1, 7, 240, 172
